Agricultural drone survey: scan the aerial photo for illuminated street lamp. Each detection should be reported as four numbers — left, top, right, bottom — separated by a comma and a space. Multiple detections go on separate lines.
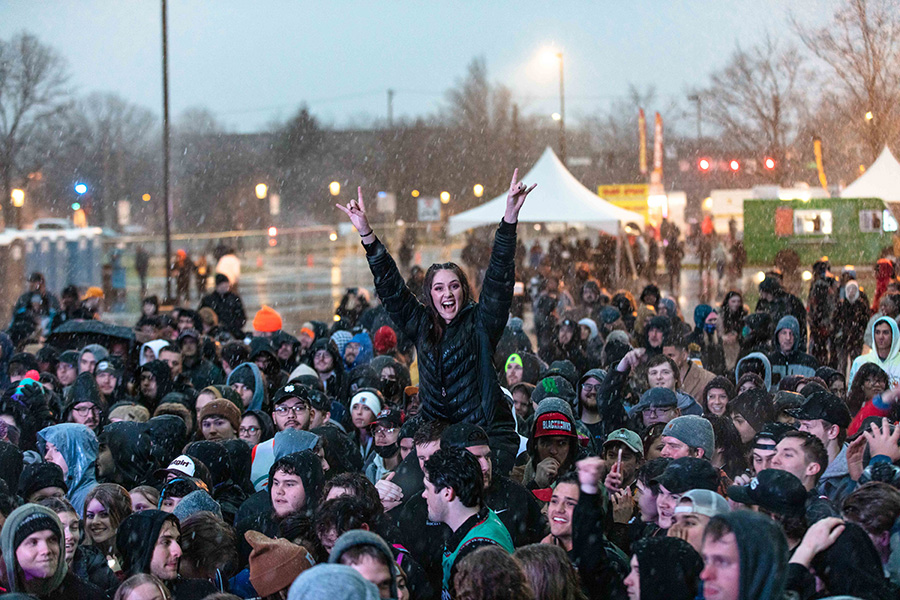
539, 47, 565, 164
473, 184, 484, 198
255, 183, 268, 200
142, 193, 151, 202
74, 183, 88, 195
551, 113, 562, 121
865, 111, 874, 121
10, 189, 24, 208
411, 189, 420, 198
440, 191, 450, 204
329, 181, 341, 196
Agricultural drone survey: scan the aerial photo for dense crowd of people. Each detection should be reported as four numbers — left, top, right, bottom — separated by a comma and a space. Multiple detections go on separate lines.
0, 171, 899, 600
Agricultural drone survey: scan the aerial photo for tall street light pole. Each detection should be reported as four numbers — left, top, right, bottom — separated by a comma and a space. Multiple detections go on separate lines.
556, 52, 566, 166
161, 0, 173, 302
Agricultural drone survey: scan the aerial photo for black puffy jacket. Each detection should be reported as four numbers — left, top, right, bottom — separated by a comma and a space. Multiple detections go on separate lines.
364, 220, 517, 437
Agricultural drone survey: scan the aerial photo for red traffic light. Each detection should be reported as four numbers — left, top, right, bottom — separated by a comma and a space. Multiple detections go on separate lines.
698, 158, 711, 171
729, 159, 740, 172
764, 157, 776, 170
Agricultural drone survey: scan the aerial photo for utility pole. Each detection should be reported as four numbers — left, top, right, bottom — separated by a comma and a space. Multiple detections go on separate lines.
387, 89, 394, 128
161, 0, 173, 302
688, 94, 702, 140
558, 52, 566, 166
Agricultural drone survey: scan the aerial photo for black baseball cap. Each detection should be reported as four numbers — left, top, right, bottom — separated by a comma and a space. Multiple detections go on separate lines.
272, 383, 311, 407
651, 457, 719, 494
785, 391, 851, 429
727, 469, 807, 516
442, 422, 490, 449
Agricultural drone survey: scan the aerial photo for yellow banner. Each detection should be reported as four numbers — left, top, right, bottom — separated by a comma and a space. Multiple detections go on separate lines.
814, 137, 829, 194
599, 184, 650, 219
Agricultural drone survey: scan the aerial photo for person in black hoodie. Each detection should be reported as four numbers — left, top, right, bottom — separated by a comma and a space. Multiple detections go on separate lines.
62, 372, 106, 434
539, 318, 590, 374
116, 509, 216, 600
623, 537, 703, 600
787, 517, 900, 600
307, 339, 346, 399
97, 421, 154, 489
250, 337, 288, 400
700, 511, 789, 600
338, 175, 535, 476
135, 360, 174, 413
183, 440, 247, 524
144, 415, 188, 469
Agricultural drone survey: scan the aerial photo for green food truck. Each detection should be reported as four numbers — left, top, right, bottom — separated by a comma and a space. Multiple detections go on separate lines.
743, 197, 896, 265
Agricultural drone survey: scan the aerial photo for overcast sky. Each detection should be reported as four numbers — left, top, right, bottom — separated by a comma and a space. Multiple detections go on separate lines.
1, 0, 841, 132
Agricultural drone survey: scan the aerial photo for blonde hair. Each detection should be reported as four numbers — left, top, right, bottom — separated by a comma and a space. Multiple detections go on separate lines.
113, 573, 171, 600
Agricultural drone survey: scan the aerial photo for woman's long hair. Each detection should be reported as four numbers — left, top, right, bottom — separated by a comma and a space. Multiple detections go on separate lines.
846, 363, 889, 416
423, 262, 472, 346
515, 543, 587, 600
83, 483, 132, 549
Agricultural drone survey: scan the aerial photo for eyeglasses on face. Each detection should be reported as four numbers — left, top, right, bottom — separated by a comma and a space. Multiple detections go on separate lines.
274, 404, 309, 415
239, 426, 260, 435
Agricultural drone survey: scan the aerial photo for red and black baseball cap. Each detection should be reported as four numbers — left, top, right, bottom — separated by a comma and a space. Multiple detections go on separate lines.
534, 412, 577, 439
368, 408, 404, 429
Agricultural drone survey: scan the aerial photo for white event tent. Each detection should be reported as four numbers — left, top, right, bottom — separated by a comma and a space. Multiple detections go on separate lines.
841, 146, 900, 203
448, 147, 645, 235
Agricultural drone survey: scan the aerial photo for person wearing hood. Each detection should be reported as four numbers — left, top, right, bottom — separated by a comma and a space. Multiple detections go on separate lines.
522, 398, 585, 491
787, 517, 900, 600
250, 337, 288, 399
184, 440, 247, 524
140, 340, 170, 366
0, 503, 102, 599
115, 509, 216, 600
93, 358, 125, 406
685, 304, 726, 376
268, 331, 299, 373
623, 536, 703, 600
238, 450, 325, 555
728, 388, 775, 445
61, 372, 105, 434
97, 421, 153, 489
757, 275, 808, 351
227, 361, 266, 411
289, 563, 381, 600
339, 177, 535, 477
642, 315, 670, 359
735, 351, 773, 391
329, 529, 399, 599
0, 331, 15, 392
539, 318, 590, 375
576, 367, 625, 448
77, 344, 109, 375
144, 415, 188, 469
768, 316, 819, 388
38, 423, 99, 518
239, 408, 275, 448
135, 360, 174, 413
343, 331, 374, 372
850, 314, 900, 388
307, 338, 346, 398
177, 329, 224, 390
700, 510, 789, 600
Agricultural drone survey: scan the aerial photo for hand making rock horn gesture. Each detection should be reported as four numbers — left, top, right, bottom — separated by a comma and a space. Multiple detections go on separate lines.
504, 168, 537, 224
335, 186, 374, 242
